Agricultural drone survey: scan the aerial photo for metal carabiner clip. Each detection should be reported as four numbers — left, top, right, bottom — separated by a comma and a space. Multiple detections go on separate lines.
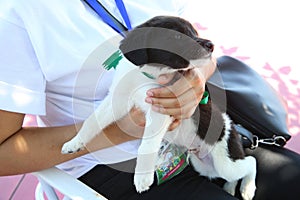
250, 135, 287, 149
250, 135, 259, 150
273, 136, 287, 147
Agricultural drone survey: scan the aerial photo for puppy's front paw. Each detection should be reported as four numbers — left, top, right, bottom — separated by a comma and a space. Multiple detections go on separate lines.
61, 139, 85, 154
240, 180, 256, 200
134, 173, 154, 193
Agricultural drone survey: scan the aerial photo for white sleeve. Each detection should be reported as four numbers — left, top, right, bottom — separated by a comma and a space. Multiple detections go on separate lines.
0, 17, 46, 115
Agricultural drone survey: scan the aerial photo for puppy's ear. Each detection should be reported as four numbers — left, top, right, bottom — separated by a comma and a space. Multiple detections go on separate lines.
119, 28, 148, 66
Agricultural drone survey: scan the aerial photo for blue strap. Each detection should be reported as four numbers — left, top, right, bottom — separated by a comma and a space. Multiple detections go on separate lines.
84, 0, 131, 36
115, 0, 132, 30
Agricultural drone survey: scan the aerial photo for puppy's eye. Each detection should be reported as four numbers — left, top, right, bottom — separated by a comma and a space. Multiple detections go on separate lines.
174, 34, 182, 39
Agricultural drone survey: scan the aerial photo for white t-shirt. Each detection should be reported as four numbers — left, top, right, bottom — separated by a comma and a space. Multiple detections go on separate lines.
0, 0, 189, 177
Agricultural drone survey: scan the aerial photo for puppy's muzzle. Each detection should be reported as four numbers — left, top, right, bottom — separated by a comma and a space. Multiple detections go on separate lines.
204, 41, 214, 53
196, 38, 214, 53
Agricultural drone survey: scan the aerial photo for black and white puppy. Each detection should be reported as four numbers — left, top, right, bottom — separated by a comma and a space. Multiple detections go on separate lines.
61, 16, 256, 200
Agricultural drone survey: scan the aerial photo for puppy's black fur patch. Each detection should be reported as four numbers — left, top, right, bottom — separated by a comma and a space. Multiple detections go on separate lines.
120, 16, 214, 69
196, 98, 246, 161
196, 99, 225, 144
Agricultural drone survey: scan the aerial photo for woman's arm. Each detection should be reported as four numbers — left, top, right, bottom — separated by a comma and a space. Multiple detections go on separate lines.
0, 57, 216, 176
0, 109, 144, 176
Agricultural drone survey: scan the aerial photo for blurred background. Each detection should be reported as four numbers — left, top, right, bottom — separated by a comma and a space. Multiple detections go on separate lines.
185, 0, 300, 153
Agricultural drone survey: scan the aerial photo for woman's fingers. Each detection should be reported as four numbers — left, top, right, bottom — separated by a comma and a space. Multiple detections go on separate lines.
168, 118, 182, 131
146, 69, 205, 118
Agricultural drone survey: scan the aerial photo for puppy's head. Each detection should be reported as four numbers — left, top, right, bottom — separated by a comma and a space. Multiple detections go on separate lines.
119, 16, 214, 72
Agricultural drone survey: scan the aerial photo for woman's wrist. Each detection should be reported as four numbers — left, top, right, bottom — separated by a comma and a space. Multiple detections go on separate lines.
199, 56, 217, 82
85, 123, 139, 154
103, 123, 138, 145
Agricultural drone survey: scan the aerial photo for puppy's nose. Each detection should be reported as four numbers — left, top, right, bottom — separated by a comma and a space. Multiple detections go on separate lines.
204, 41, 214, 53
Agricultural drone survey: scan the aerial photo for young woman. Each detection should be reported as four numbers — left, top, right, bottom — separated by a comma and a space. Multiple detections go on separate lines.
0, 1, 299, 199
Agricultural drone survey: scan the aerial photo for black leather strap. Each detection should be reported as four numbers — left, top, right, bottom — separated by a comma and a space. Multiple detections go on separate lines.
207, 56, 291, 147
234, 124, 254, 149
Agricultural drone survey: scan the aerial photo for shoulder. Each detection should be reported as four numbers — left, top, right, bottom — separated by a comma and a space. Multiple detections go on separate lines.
0, 0, 53, 27
0, 0, 83, 27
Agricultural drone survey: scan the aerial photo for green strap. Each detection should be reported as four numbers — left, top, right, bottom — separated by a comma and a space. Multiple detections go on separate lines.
102, 50, 155, 79
199, 91, 209, 104
141, 72, 155, 80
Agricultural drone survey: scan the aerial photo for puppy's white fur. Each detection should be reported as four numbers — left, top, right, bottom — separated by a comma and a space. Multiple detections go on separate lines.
62, 57, 197, 192
62, 53, 256, 199
183, 114, 256, 200
62, 23, 256, 199
61, 56, 205, 191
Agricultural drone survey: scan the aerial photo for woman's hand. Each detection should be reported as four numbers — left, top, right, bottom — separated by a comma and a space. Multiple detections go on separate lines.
114, 107, 145, 140
145, 57, 217, 124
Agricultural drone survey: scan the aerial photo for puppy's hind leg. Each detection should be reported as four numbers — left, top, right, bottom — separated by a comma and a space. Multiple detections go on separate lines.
212, 114, 256, 200
214, 153, 257, 200
239, 156, 257, 200
61, 95, 130, 154
222, 156, 257, 200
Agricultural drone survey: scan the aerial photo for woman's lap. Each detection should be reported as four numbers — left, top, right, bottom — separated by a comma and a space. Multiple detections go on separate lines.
79, 159, 237, 200
245, 145, 300, 200
79, 145, 300, 200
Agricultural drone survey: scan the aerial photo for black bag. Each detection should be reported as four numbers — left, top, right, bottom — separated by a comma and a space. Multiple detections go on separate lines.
207, 56, 291, 148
